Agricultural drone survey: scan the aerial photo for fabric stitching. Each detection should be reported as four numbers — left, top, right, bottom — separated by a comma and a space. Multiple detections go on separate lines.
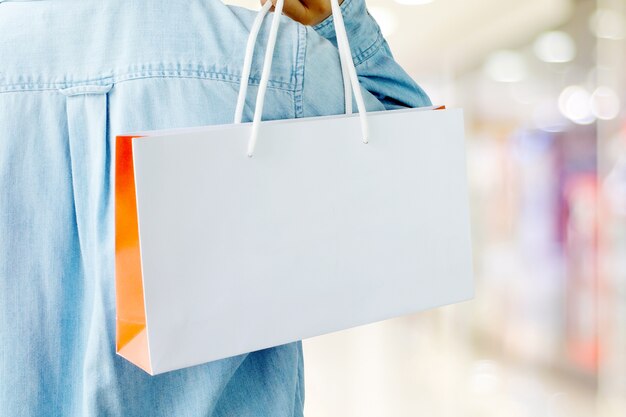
312, 0, 356, 32
0, 69, 296, 93
310, 0, 384, 67
293, 25, 307, 118
352, 30, 384, 66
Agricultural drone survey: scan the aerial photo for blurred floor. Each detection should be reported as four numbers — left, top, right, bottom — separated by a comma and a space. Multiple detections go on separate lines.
303, 309, 598, 417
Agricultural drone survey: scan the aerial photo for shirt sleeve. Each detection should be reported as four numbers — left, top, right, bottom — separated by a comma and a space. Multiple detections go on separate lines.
300, 0, 431, 117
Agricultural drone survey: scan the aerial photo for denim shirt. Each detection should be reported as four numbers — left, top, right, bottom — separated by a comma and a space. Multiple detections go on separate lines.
0, 0, 430, 416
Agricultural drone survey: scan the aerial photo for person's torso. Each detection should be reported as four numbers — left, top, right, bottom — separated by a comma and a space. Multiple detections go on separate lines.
0, 0, 307, 126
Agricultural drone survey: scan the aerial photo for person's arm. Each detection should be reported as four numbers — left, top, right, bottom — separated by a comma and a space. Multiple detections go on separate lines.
309, 0, 431, 110
268, 0, 430, 116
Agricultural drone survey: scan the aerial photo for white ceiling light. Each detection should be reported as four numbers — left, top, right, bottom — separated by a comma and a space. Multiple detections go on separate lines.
394, 0, 434, 5
483, 51, 528, 83
368, 6, 398, 37
591, 86, 621, 120
558, 86, 595, 125
589, 9, 626, 40
533, 31, 576, 63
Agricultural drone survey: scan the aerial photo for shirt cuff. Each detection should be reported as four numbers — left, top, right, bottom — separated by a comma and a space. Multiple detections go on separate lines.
311, 0, 384, 66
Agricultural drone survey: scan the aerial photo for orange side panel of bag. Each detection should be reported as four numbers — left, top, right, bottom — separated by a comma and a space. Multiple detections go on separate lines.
115, 135, 151, 373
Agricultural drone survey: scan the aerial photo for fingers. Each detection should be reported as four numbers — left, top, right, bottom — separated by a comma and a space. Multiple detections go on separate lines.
260, 0, 276, 12
269, 0, 311, 25
260, 0, 331, 26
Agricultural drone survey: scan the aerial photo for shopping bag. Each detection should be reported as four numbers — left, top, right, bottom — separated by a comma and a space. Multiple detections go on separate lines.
115, 0, 473, 375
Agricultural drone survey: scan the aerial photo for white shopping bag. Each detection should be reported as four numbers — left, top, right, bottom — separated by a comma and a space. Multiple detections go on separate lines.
115, 0, 473, 375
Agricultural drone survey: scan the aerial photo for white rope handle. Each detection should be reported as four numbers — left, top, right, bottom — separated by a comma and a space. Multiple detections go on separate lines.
235, 0, 369, 157
235, 0, 351, 124
247, 0, 286, 157
234, 0, 273, 124
330, 0, 369, 143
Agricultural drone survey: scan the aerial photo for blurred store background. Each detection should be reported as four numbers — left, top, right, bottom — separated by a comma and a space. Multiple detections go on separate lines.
226, 1, 626, 416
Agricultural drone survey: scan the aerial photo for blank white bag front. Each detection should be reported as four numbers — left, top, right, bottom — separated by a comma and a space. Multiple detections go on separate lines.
131, 107, 473, 375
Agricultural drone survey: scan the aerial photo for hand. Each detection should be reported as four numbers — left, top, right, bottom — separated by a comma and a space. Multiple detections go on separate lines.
260, 0, 344, 26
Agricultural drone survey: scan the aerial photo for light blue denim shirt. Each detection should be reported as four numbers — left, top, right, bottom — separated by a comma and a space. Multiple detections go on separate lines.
0, 0, 430, 416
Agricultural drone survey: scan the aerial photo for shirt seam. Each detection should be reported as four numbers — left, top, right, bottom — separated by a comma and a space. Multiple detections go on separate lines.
0, 70, 296, 93
352, 30, 385, 67
313, 0, 356, 32
310, 0, 385, 67
293, 25, 307, 118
